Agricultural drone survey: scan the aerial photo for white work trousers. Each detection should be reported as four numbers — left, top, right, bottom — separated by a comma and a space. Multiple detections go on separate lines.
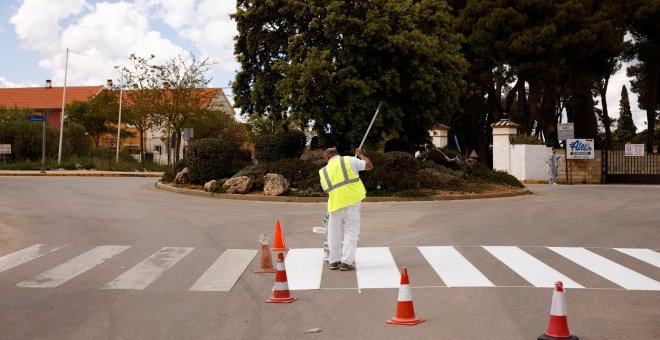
327, 203, 361, 265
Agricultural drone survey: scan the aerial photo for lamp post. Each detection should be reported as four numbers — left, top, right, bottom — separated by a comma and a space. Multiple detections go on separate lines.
57, 48, 89, 164
115, 69, 124, 165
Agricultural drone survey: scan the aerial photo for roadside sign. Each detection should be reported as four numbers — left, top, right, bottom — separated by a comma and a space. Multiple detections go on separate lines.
557, 123, 574, 141
566, 138, 594, 159
624, 144, 645, 157
28, 115, 45, 122
183, 127, 194, 139
0, 144, 10, 155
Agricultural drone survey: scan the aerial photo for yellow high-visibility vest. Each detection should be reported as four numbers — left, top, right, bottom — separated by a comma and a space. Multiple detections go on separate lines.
319, 156, 366, 212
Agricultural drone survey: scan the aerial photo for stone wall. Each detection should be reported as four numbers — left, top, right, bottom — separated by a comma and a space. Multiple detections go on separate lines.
554, 149, 603, 184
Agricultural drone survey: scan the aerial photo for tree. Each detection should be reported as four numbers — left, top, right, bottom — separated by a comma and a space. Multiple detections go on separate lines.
119, 54, 161, 166
626, 0, 660, 149
67, 90, 119, 147
271, 0, 466, 152
613, 85, 637, 147
152, 54, 218, 163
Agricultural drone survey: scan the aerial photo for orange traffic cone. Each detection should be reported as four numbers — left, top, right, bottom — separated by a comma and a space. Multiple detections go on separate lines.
271, 220, 289, 252
266, 252, 296, 303
255, 233, 276, 273
386, 267, 424, 325
538, 281, 579, 340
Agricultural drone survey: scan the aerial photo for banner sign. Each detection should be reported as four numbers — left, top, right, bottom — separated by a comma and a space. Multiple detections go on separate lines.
566, 139, 594, 159
624, 144, 645, 157
557, 123, 574, 141
0, 144, 11, 154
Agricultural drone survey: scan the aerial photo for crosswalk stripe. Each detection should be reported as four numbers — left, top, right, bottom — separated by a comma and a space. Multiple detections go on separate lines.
356, 247, 400, 289
614, 248, 660, 269
418, 246, 494, 287
17, 246, 130, 288
549, 247, 660, 291
189, 249, 258, 292
0, 244, 64, 273
484, 246, 583, 288
103, 247, 194, 290
285, 248, 324, 290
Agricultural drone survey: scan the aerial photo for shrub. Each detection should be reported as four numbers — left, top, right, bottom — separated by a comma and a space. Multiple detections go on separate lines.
254, 131, 306, 162
470, 164, 524, 187
418, 147, 461, 170
510, 134, 543, 145
234, 158, 322, 194
185, 138, 238, 184
384, 138, 414, 153
367, 151, 420, 192
418, 168, 461, 189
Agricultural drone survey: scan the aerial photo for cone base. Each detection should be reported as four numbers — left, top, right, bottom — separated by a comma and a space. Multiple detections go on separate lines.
538, 334, 578, 340
266, 296, 297, 303
386, 317, 425, 326
254, 268, 277, 273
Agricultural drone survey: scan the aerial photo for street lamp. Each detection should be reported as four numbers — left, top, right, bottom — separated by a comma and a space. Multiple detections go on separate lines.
57, 48, 90, 164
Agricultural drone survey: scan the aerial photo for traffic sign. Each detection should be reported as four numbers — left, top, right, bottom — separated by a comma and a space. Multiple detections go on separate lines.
28, 115, 45, 122
557, 123, 574, 141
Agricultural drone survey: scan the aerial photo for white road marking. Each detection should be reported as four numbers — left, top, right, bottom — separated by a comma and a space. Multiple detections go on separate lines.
0, 244, 64, 273
484, 246, 583, 288
285, 248, 324, 290
549, 247, 660, 291
614, 248, 660, 269
103, 247, 194, 290
189, 249, 258, 292
355, 247, 400, 289
17, 246, 129, 288
418, 246, 494, 287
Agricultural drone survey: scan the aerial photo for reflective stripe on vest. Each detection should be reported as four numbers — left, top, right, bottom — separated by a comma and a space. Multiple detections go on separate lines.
320, 157, 360, 193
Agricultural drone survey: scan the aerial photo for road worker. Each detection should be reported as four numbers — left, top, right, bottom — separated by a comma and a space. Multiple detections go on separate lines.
319, 147, 373, 271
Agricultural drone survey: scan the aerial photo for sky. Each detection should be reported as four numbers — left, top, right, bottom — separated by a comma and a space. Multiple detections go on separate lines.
0, 0, 648, 131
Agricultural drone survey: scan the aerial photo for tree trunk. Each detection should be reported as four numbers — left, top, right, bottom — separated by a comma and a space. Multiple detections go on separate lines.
645, 65, 658, 150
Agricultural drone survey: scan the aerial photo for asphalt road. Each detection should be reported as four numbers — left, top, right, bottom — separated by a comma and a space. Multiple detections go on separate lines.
1, 177, 659, 339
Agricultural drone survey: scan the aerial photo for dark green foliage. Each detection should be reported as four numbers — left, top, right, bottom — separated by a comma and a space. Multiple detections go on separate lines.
418, 147, 460, 170
384, 138, 414, 153
234, 158, 321, 194
254, 131, 306, 162
367, 151, 420, 192
470, 165, 524, 188
185, 138, 239, 184
309, 136, 320, 149
418, 168, 461, 190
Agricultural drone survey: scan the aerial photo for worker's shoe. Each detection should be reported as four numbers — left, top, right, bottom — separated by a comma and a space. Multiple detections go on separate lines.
339, 263, 355, 271
329, 262, 340, 270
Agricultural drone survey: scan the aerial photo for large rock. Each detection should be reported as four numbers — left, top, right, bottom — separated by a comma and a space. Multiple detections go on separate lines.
174, 167, 189, 184
223, 176, 253, 194
204, 179, 222, 192
263, 173, 290, 196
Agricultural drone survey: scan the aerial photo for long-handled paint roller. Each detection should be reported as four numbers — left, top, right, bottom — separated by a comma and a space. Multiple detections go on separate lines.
313, 101, 383, 237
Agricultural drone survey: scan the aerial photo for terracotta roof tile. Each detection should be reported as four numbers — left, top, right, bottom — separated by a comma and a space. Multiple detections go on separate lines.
0, 86, 104, 109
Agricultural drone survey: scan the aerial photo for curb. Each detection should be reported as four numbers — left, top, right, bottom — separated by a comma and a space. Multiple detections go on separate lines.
155, 181, 532, 203
0, 171, 163, 177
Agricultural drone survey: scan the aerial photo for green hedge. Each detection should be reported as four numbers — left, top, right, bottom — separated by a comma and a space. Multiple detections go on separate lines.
185, 138, 240, 184
364, 151, 420, 192
254, 131, 306, 162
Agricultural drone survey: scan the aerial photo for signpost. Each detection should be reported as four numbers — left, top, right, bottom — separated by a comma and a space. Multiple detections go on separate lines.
557, 123, 574, 141
28, 112, 48, 173
566, 139, 595, 159
28, 115, 45, 122
624, 144, 645, 157
0, 144, 10, 165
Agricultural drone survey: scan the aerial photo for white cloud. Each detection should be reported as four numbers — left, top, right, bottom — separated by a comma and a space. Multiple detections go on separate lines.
0, 76, 39, 88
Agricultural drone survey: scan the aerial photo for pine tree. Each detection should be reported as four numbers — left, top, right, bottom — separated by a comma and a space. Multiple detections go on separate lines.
618, 85, 636, 134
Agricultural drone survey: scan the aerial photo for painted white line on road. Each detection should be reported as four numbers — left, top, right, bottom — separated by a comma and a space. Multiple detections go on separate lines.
189, 249, 257, 292
285, 248, 324, 290
484, 246, 583, 289
418, 246, 494, 287
17, 246, 129, 288
614, 248, 660, 269
549, 247, 660, 291
356, 247, 400, 289
0, 244, 64, 273
103, 247, 194, 290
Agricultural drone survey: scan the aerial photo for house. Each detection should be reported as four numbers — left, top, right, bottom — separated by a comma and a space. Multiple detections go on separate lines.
0, 81, 235, 164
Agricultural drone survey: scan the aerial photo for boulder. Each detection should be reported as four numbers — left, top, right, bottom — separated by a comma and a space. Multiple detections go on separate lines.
263, 173, 290, 196
204, 179, 222, 192
223, 176, 253, 194
174, 167, 189, 184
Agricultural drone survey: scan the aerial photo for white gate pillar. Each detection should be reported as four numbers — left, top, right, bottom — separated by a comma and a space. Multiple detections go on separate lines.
491, 119, 520, 173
